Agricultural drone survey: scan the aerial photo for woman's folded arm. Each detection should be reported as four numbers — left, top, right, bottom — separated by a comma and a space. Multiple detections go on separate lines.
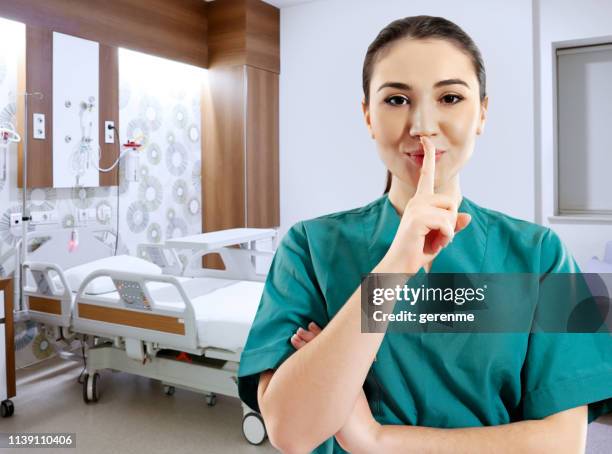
256, 283, 384, 453
374, 405, 588, 454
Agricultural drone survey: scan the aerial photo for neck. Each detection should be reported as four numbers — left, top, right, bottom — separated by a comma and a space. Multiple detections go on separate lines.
388, 174, 462, 216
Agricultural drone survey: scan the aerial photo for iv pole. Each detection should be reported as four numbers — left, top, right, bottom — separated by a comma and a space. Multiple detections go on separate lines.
13, 91, 43, 321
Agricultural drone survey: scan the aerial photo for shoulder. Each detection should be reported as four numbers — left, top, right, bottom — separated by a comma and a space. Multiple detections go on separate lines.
465, 198, 577, 272
290, 196, 386, 241
466, 198, 550, 244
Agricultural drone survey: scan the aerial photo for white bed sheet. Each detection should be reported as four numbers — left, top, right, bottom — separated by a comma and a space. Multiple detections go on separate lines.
164, 280, 264, 351
86, 277, 264, 352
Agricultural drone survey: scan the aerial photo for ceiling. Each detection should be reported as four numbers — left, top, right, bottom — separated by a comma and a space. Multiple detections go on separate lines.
205, 0, 319, 8
260, 0, 318, 7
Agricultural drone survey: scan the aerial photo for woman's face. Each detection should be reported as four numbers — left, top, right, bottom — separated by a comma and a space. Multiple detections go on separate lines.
363, 38, 488, 191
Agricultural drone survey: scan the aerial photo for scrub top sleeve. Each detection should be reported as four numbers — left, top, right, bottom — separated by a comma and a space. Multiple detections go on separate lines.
522, 228, 612, 423
237, 221, 329, 413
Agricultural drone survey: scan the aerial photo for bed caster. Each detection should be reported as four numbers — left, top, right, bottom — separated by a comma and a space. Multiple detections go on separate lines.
163, 385, 175, 396
242, 412, 266, 445
205, 393, 217, 407
1, 400, 14, 418
82, 373, 100, 403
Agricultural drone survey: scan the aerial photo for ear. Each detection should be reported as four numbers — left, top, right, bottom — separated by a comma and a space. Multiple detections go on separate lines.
362, 98, 374, 139
476, 96, 488, 135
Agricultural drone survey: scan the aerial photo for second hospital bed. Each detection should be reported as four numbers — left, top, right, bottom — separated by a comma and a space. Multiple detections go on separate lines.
21, 227, 277, 445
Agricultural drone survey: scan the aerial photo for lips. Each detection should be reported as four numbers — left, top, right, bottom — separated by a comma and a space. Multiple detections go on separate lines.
403, 145, 446, 167
406, 145, 445, 156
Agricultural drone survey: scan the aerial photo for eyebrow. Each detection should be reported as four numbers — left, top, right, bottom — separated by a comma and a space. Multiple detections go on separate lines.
376, 78, 470, 92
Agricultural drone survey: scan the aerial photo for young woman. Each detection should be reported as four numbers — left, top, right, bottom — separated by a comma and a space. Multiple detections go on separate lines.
237, 15, 612, 453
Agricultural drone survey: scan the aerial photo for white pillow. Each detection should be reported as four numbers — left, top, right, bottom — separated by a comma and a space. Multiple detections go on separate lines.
59, 255, 162, 295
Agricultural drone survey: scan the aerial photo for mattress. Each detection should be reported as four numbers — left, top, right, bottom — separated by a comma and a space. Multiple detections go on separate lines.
174, 280, 264, 351
85, 277, 265, 352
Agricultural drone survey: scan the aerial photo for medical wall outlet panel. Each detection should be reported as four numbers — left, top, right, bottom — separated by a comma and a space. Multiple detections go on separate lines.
104, 121, 115, 144
33, 113, 45, 139
30, 211, 58, 225
52, 32, 100, 188
78, 208, 97, 223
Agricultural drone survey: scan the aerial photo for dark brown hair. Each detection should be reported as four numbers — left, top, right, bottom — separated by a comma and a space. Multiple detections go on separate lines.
361, 15, 487, 194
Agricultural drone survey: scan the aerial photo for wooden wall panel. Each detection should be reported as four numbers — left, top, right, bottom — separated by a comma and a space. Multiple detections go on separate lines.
202, 65, 246, 232
99, 45, 119, 186
207, 0, 279, 73
245, 0, 280, 74
207, 0, 247, 69
203, 0, 280, 270
0, 0, 208, 68
246, 66, 279, 227
19, 25, 53, 189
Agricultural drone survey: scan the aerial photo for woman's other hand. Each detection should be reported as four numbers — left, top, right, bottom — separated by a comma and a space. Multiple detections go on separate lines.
290, 322, 381, 453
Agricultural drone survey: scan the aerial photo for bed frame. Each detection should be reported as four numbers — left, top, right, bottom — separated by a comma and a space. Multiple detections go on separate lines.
19, 227, 277, 445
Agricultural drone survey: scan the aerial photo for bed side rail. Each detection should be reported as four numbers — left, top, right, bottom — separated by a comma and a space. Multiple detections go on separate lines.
73, 269, 199, 351
22, 261, 73, 327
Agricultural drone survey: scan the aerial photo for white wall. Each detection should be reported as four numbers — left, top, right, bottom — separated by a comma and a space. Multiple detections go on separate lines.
279, 0, 535, 240
537, 0, 612, 268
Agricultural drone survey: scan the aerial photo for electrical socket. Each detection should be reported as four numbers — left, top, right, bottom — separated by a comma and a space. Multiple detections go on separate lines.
105, 121, 115, 144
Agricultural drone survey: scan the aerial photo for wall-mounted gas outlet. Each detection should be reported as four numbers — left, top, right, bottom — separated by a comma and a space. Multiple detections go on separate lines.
33, 113, 45, 139
78, 208, 96, 222
105, 121, 115, 144
31, 211, 58, 225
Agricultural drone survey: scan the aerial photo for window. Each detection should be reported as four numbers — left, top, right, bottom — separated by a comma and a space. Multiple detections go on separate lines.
556, 43, 612, 216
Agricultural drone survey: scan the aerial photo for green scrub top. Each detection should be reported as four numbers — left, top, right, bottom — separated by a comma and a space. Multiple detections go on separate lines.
237, 194, 612, 453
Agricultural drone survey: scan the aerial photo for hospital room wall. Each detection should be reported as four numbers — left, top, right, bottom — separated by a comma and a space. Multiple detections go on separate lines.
278, 0, 535, 238
536, 0, 612, 267
0, 21, 204, 368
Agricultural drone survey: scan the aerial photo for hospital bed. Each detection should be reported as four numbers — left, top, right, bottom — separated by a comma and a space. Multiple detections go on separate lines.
21, 227, 278, 445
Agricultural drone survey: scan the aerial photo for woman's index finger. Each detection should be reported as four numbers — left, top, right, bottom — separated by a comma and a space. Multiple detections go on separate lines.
416, 136, 436, 194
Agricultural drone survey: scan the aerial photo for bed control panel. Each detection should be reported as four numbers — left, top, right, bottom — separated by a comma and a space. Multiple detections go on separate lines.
113, 279, 151, 311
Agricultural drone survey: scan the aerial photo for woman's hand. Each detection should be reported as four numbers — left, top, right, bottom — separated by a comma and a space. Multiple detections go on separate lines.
291, 322, 381, 453
384, 136, 472, 273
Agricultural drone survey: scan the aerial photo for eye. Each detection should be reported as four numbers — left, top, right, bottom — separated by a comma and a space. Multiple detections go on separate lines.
441, 94, 464, 105
385, 95, 409, 106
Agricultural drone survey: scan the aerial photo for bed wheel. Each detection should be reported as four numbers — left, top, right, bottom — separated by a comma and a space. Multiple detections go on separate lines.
242, 412, 266, 445
163, 385, 175, 396
83, 373, 100, 403
1, 400, 14, 417
205, 393, 217, 407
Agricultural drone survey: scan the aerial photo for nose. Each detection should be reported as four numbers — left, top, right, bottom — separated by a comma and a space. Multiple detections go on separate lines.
408, 102, 438, 138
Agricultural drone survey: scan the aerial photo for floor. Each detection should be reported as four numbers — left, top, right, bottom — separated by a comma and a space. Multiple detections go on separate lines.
3, 356, 278, 453
3, 355, 611, 453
